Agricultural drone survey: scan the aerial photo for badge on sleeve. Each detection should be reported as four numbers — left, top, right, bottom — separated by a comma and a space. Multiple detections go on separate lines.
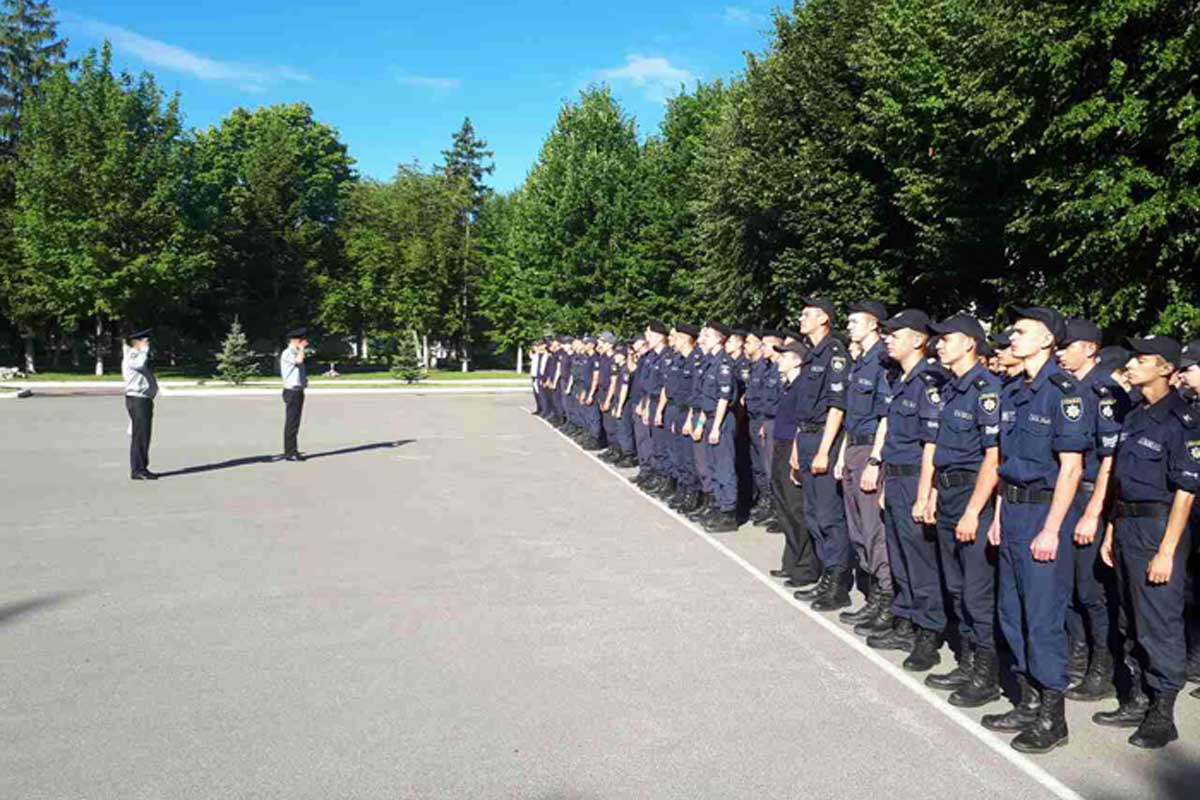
979, 393, 998, 414
926, 386, 942, 405
1188, 440, 1200, 462
1099, 398, 1115, 420
1061, 397, 1083, 421
831, 356, 847, 373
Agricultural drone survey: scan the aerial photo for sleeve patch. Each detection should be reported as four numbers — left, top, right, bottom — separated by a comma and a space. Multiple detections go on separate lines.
1061, 397, 1083, 421
979, 393, 999, 414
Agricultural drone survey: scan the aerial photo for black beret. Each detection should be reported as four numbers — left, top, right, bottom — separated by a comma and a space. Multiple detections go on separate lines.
848, 300, 887, 321
1181, 341, 1200, 369
706, 321, 732, 338
774, 340, 810, 358
647, 319, 669, 335
286, 326, 308, 339
930, 313, 987, 345
676, 323, 700, 338
1011, 306, 1066, 343
1127, 336, 1182, 368
1060, 317, 1102, 347
800, 295, 837, 323
128, 328, 152, 341
882, 309, 932, 335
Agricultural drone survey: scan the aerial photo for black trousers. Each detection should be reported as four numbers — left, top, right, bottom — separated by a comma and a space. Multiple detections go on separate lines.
283, 388, 305, 456
125, 396, 153, 475
771, 438, 819, 582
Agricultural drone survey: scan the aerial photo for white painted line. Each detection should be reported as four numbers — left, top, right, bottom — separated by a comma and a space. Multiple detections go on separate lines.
532, 412, 1085, 800
158, 387, 529, 398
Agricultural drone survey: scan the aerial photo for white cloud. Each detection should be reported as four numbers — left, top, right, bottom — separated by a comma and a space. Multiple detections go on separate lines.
64, 15, 309, 93
396, 74, 462, 91
597, 55, 695, 103
722, 5, 767, 26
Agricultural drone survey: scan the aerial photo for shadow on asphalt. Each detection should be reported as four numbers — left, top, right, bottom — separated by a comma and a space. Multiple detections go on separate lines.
0, 591, 80, 628
1092, 748, 1200, 799
158, 440, 415, 478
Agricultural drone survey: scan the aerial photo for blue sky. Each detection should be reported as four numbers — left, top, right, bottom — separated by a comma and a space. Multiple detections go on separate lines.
59, 2, 781, 191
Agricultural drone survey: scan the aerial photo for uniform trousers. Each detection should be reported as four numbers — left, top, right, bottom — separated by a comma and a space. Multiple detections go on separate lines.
796, 431, 850, 570
1065, 490, 1113, 651
997, 499, 1079, 692
1115, 516, 1191, 693
125, 396, 153, 475
843, 445, 891, 593
703, 413, 738, 512
282, 388, 305, 456
615, 407, 636, 454
935, 476, 997, 652
748, 415, 772, 499
884, 472, 943, 631
634, 412, 654, 467
602, 403, 619, 448
771, 438, 819, 582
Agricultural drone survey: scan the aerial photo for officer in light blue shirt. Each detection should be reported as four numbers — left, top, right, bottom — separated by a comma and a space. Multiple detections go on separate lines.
280, 326, 309, 461
122, 328, 159, 480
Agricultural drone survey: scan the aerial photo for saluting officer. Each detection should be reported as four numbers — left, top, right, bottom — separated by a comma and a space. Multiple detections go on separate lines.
836, 301, 892, 632
122, 329, 159, 481
982, 307, 1092, 755
924, 314, 1003, 706
1092, 337, 1198, 748
280, 327, 309, 461
866, 310, 943, 664
790, 296, 852, 610
1056, 318, 1131, 702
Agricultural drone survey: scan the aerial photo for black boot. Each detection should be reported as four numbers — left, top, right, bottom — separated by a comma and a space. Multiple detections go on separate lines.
1093, 666, 1150, 729
1012, 690, 1069, 753
926, 644, 975, 690
867, 617, 914, 652
750, 496, 774, 524
686, 494, 713, 521
949, 648, 1002, 708
678, 489, 703, 513
1066, 638, 1088, 690
1128, 691, 1178, 749
903, 626, 942, 672
616, 453, 638, 469
839, 579, 879, 624
652, 477, 678, 499
1066, 647, 1116, 702
794, 570, 832, 601
667, 484, 689, 508
982, 675, 1042, 733
703, 509, 740, 533
811, 568, 852, 612
854, 595, 895, 636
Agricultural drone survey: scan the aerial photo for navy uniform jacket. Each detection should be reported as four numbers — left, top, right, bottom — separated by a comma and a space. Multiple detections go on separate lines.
997, 360, 1093, 490
596, 353, 613, 398
1113, 392, 1200, 504
642, 347, 669, 408
882, 361, 944, 466
932, 362, 1002, 471
795, 335, 850, 425
745, 357, 775, 417
844, 340, 890, 441
1079, 367, 1131, 483
698, 352, 738, 414
663, 349, 687, 404
689, 352, 715, 413
774, 374, 803, 442
631, 349, 658, 406
736, 355, 752, 401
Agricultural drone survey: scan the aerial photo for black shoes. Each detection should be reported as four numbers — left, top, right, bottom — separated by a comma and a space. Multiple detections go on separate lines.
1092, 691, 1150, 728
1012, 690, 1069, 753
703, 510, 740, 533
902, 626, 942, 672
1066, 638, 1089, 689
982, 675, 1042, 733
810, 569, 852, 612
284, 453, 305, 462
131, 471, 158, 481
853, 599, 895, 637
794, 571, 831, 601
949, 648, 1002, 708
839, 583, 881, 625
1128, 692, 1178, 749
769, 569, 789, 579
867, 617, 914, 652
1066, 648, 1115, 702
926, 645, 974, 690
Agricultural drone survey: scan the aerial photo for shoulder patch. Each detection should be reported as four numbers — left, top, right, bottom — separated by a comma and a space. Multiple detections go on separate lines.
1188, 440, 1200, 461
831, 355, 847, 373
1061, 396, 1083, 421
926, 385, 942, 405
1048, 373, 1075, 394
979, 392, 999, 415
1099, 398, 1116, 420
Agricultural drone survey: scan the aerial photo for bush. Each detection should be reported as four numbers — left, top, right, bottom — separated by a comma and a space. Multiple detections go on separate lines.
215, 319, 260, 385
390, 331, 424, 383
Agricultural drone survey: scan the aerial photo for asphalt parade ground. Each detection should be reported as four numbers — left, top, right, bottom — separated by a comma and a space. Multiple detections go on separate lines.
2, 394, 1198, 799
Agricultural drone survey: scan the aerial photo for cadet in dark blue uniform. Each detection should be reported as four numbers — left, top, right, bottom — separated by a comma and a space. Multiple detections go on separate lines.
867, 310, 944, 666
667, 325, 704, 513
638, 324, 671, 491
1055, 319, 1131, 702
613, 344, 640, 468
836, 301, 892, 633
648, 332, 680, 498
924, 314, 1003, 706
748, 331, 784, 527
685, 330, 719, 521
769, 340, 821, 585
982, 307, 1092, 755
790, 297, 853, 610
696, 321, 740, 532
1092, 337, 1198, 748
1180, 341, 1200, 700
633, 323, 667, 486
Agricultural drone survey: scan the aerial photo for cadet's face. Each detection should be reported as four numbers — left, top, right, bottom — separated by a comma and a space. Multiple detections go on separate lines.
885, 329, 920, 360
847, 313, 876, 343
1182, 364, 1200, 390
1009, 320, 1052, 359
726, 336, 743, 355
936, 331, 972, 366
779, 351, 802, 374
762, 337, 781, 359
799, 307, 827, 335
1125, 354, 1173, 386
745, 336, 761, 357
1055, 340, 1095, 373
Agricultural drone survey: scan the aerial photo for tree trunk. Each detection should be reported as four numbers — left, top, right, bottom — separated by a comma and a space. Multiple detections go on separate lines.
360, 330, 369, 361
516, 346, 523, 374
22, 335, 36, 374
422, 335, 430, 369
94, 317, 105, 376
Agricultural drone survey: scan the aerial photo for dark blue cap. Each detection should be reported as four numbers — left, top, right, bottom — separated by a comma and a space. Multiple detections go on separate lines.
882, 309, 932, 335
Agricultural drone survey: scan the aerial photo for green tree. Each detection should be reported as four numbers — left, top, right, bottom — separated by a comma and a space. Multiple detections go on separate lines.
9, 44, 207, 374
390, 330, 423, 383
0, 0, 67, 153
215, 317, 259, 384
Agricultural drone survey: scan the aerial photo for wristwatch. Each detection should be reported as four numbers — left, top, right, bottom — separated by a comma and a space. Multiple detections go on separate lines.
867, 456, 882, 467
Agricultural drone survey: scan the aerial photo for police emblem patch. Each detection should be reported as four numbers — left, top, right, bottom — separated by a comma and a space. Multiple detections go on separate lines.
1061, 397, 1083, 421
927, 387, 942, 405
1189, 441, 1200, 461
1099, 399, 1115, 420
979, 393, 998, 414
831, 356, 847, 372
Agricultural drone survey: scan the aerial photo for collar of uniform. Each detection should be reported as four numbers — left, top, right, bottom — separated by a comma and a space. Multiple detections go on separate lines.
1145, 390, 1180, 422
1028, 358, 1057, 392
901, 359, 928, 386
861, 339, 885, 364
808, 334, 837, 361
953, 361, 986, 392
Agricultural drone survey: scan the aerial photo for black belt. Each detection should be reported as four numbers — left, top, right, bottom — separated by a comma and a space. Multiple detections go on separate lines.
885, 463, 920, 478
796, 422, 824, 434
847, 433, 875, 447
937, 470, 978, 489
1113, 500, 1170, 520
1001, 482, 1055, 506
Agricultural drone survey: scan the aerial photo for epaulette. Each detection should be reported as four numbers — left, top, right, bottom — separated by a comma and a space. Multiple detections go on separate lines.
1048, 373, 1075, 394
1172, 399, 1198, 429
973, 375, 991, 393
918, 369, 944, 388
1092, 382, 1111, 398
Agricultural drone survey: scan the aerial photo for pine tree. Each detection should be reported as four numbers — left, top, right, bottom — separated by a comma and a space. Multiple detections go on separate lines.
215, 318, 259, 385
0, 0, 68, 154
390, 330, 423, 384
